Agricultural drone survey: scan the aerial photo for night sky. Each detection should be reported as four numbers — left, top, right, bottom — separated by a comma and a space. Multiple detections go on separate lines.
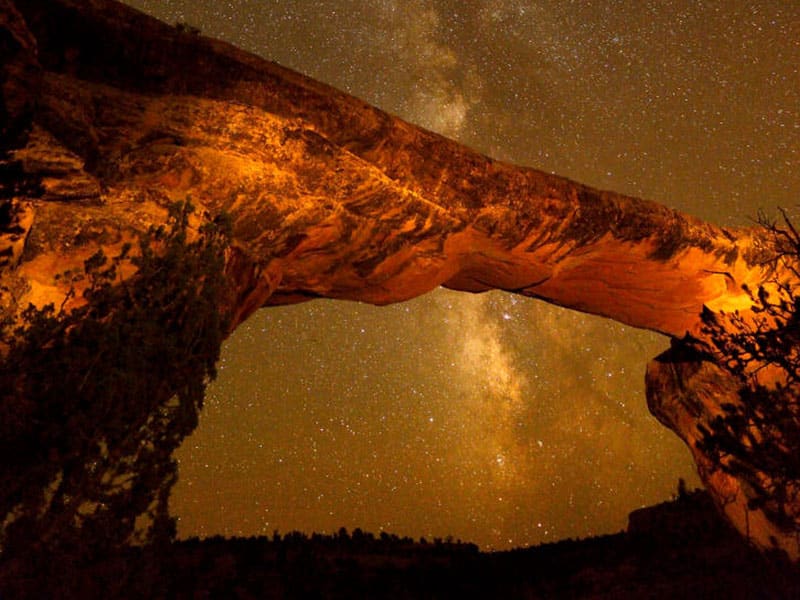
122, 1, 799, 550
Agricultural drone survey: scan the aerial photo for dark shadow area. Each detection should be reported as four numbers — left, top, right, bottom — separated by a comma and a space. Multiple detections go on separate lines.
5, 488, 800, 598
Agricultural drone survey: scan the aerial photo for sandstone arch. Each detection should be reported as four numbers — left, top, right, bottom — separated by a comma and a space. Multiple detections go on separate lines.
2, 0, 798, 558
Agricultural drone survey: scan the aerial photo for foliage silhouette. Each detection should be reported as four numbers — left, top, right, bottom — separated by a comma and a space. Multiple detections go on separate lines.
0, 200, 231, 594
9, 497, 784, 600
698, 209, 800, 532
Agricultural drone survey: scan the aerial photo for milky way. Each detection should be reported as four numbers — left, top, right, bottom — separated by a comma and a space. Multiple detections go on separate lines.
122, 0, 799, 549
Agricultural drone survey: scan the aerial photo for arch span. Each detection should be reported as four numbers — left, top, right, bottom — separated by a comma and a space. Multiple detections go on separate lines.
3, 0, 798, 558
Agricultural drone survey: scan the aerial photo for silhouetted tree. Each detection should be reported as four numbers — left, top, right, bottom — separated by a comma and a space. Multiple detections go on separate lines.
698, 208, 800, 531
0, 200, 232, 595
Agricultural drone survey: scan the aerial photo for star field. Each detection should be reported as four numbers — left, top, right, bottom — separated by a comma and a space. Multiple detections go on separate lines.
122, 0, 799, 549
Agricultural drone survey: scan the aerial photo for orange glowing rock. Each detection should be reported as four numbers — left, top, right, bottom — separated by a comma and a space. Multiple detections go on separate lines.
2, 0, 799, 559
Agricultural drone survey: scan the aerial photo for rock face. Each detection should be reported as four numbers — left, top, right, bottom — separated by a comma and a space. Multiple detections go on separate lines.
2, 0, 799, 558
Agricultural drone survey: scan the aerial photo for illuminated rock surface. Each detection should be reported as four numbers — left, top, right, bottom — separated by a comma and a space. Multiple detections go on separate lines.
1, 0, 798, 558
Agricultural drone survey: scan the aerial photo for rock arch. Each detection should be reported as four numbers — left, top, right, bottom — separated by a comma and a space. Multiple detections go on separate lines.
2, 0, 798, 558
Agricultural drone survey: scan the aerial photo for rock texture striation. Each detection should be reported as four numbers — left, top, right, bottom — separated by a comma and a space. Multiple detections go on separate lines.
2, 0, 799, 558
